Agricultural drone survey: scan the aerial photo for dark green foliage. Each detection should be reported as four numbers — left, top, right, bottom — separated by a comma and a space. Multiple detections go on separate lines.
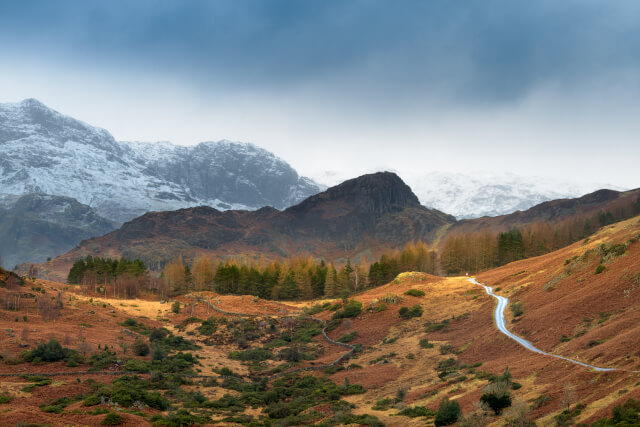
25, 339, 80, 364
397, 405, 434, 418
110, 375, 170, 410
480, 381, 512, 415
591, 398, 640, 426
171, 301, 181, 314
498, 227, 525, 265
595, 264, 606, 274
149, 327, 169, 341
90, 349, 117, 370
598, 211, 615, 227
82, 395, 101, 406
195, 317, 218, 335
150, 409, 208, 426
419, 338, 434, 349
425, 319, 449, 332
122, 318, 137, 327
67, 255, 147, 285
337, 331, 357, 343
404, 289, 425, 297
325, 318, 342, 332
331, 300, 363, 319
399, 304, 423, 319
0, 394, 12, 404
228, 348, 273, 362
132, 338, 150, 356
101, 412, 125, 426
40, 396, 73, 414
20, 375, 52, 392
434, 397, 461, 426
510, 301, 524, 317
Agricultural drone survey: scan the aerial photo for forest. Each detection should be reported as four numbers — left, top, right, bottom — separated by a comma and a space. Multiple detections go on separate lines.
65, 196, 640, 301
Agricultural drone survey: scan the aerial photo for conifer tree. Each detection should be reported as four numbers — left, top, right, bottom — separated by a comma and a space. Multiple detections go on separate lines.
324, 264, 337, 297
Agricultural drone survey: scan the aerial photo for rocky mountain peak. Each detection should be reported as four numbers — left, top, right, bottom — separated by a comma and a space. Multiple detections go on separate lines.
289, 171, 420, 217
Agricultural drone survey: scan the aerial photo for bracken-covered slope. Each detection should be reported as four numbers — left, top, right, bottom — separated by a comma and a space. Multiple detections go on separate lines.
0, 99, 323, 224
307, 216, 640, 425
35, 172, 456, 280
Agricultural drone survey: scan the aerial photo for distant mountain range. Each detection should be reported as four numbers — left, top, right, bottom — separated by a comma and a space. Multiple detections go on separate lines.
0, 99, 323, 266
29, 171, 640, 283
34, 172, 456, 280
0, 99, 322, 224
312, 170, 626, 219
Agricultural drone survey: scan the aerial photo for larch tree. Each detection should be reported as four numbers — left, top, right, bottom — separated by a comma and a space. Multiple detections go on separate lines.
192, 256, 214, 290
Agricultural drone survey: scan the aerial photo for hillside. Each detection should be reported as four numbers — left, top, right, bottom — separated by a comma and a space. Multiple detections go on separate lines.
446, 187, 640, 236
0, 217, 638, 425
32, 172, 456, 281
0, 194, 115, 268
0, 99, 322, 224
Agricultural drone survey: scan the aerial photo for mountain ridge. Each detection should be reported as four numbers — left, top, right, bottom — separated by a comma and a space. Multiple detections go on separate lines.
31, 172, 456, 280
0, 99, 323, 224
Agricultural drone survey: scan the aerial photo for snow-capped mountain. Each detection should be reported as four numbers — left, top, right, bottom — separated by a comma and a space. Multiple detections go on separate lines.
310, 170, 626, 219
0, 99, 323, 224
408, 171, 627, 219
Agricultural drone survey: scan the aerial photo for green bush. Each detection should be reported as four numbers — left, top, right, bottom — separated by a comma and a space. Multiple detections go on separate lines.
149, 327, 169, 341
196, 318, 218, 335
595, 264, 606, 274
122, 318, 137, 327
374, 302, 387, 312
82, 395, 101, 406
228, 348, 273, 362
419, 338, 434, 349
101, 412, 124, 425
397, 405, 434, 418
25, 339, 75, 363
480, 390, 511, 415
332, 300, 363, 319
132, 338, 150, 356
171, 301, 181, 314
337, 332, 357, 343
404, 289, 425, 297
0, 394, 12, 404
399, 305, 423, 319
434, 397, 460, 426
509, 302, 523, 317
592, 398, 639, 426
124, 358, 150, 373
150, 409, 207, 426
90, 350, 117, 370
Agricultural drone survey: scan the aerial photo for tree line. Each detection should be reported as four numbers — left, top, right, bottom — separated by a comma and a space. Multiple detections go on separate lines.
161, 241, 438, 300
440, 196, 640, 275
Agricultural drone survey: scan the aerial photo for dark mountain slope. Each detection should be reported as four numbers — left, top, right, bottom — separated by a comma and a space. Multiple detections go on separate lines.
34, 172, 456, 279
0, 194, 115, 268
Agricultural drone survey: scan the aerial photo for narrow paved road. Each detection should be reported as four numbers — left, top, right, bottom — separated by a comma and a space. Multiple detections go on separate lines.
468, 278, 624, 372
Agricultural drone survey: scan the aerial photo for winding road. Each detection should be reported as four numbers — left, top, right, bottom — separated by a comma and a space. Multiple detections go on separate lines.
468, 278, 639, 373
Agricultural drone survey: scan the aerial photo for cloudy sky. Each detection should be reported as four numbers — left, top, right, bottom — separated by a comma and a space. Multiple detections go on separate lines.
1, 0, 639, 187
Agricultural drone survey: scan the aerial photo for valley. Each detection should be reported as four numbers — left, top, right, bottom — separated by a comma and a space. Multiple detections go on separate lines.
1, 215, 639, 426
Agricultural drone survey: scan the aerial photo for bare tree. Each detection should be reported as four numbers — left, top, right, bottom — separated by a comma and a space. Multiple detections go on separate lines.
562, 383, 576, 412
457, 401, 490, 427
77, 341, 92, 357
20, 327, 29, 342
504, 401, 531, 427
